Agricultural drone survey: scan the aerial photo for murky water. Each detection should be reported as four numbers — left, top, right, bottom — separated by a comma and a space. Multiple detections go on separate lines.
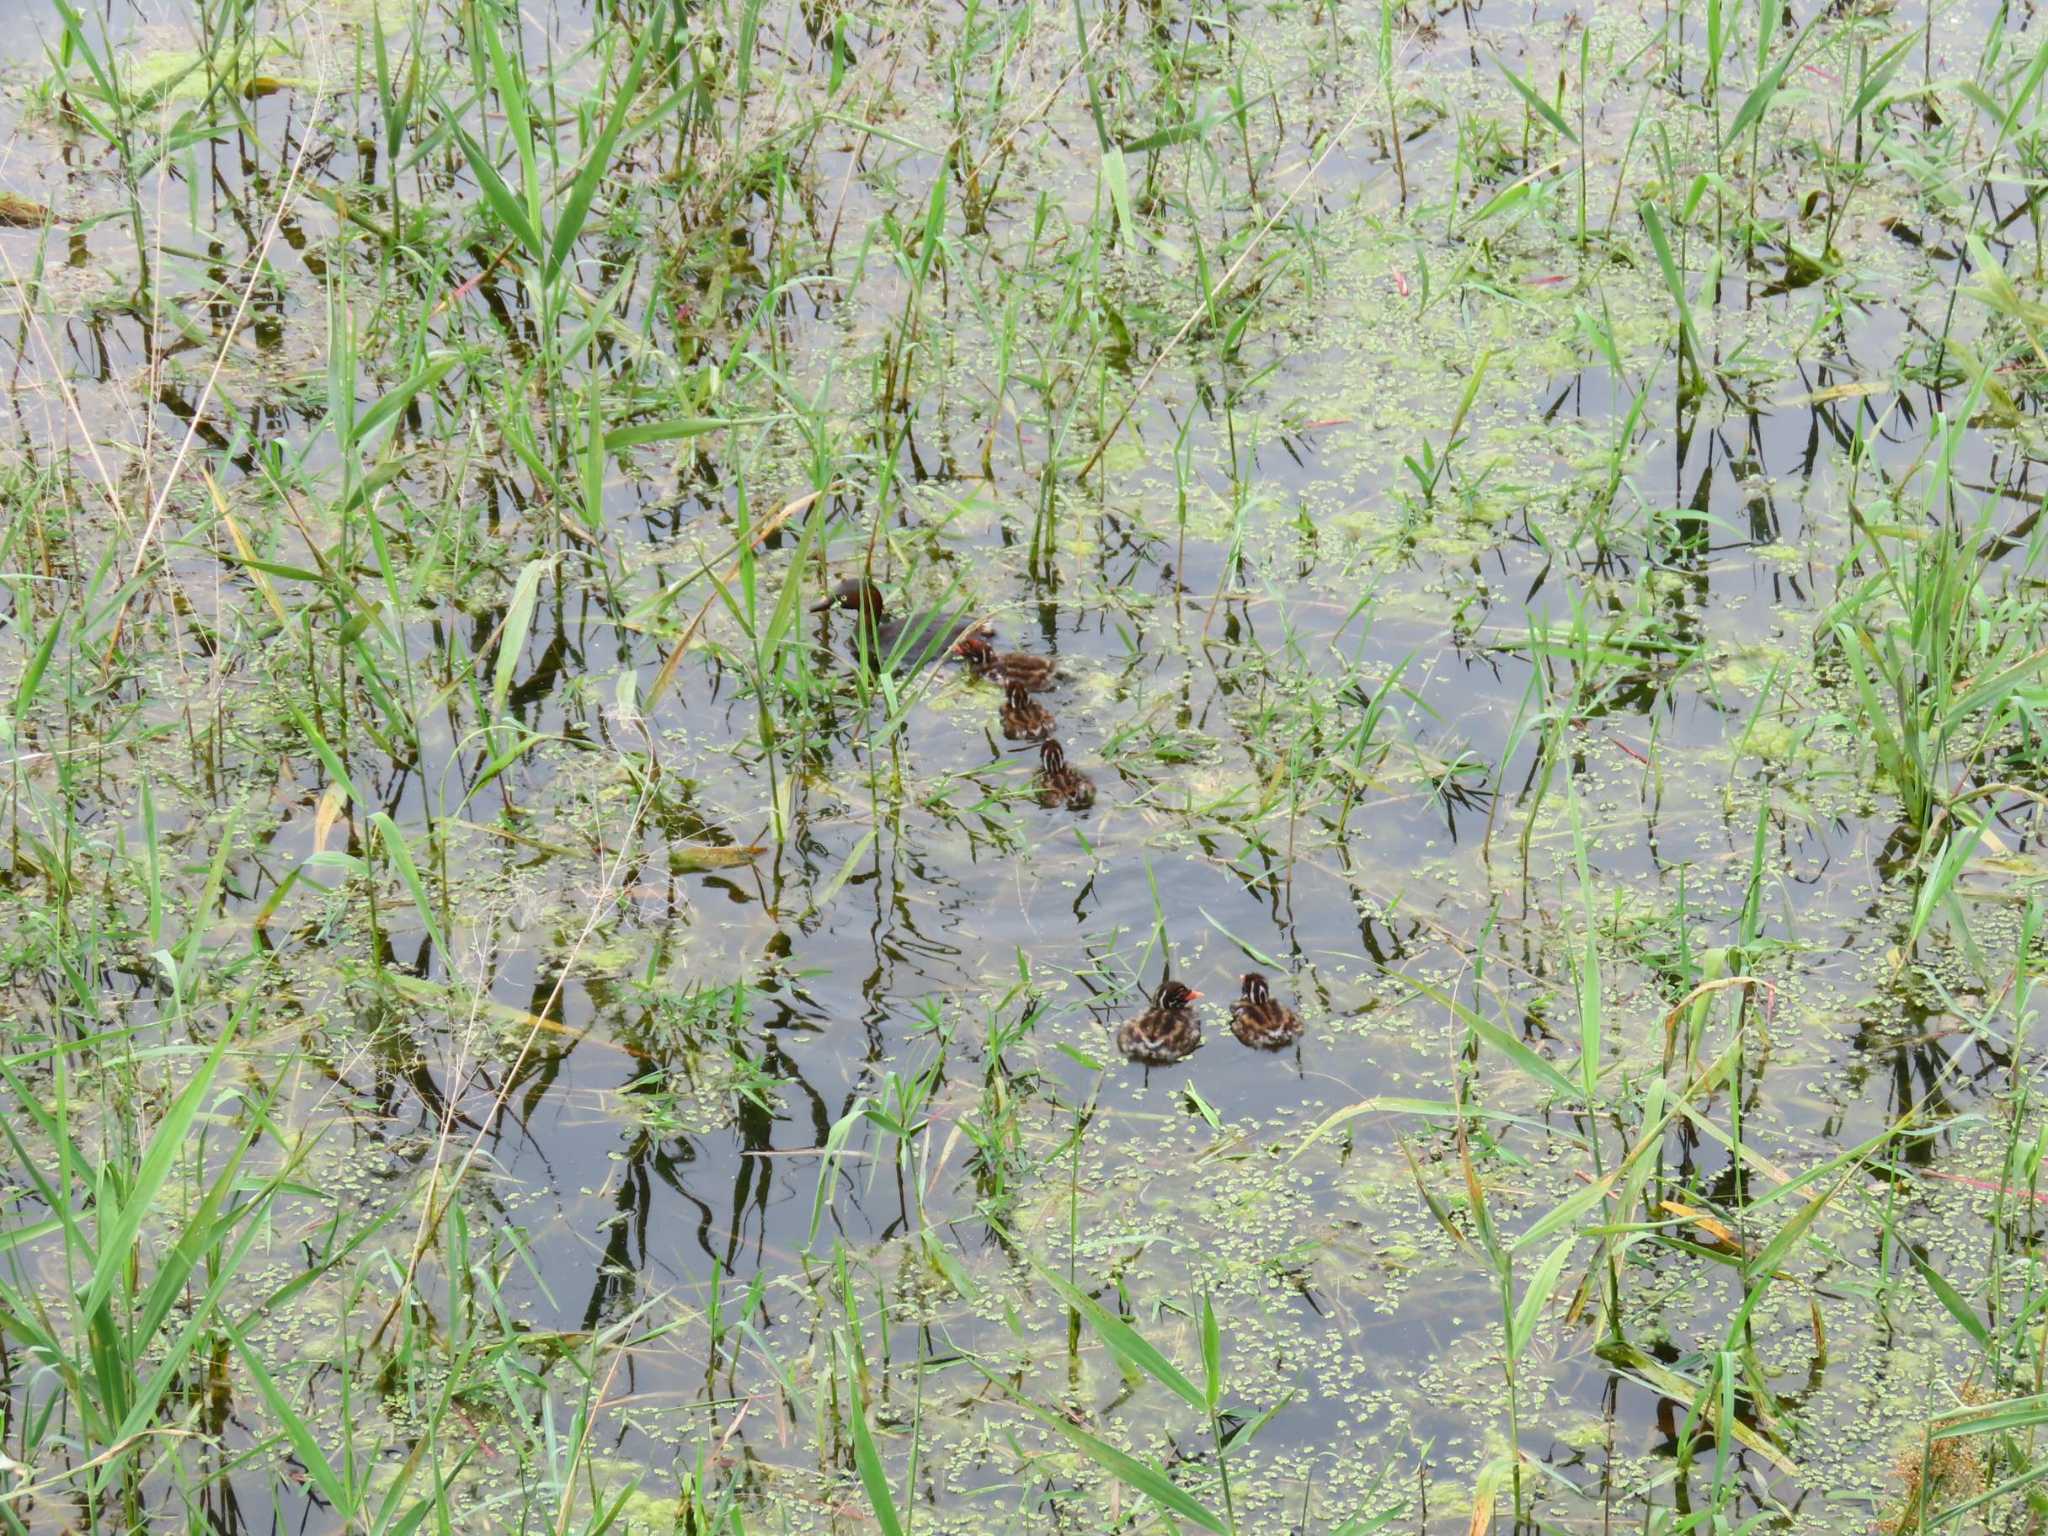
3, 0, 2045, 1529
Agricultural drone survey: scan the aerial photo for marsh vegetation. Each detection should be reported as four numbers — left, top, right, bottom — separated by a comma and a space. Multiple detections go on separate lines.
4, 0, 2048, 1529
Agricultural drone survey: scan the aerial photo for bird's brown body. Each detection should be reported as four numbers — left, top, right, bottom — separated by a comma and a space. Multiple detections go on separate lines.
1000, 682, 1056, 741
955, 634, 1058, 692
1229, 972, 1302, 1049
1035, 741, 1095, 810
1118, 980, 1204, 1063
811, 577, 990, 667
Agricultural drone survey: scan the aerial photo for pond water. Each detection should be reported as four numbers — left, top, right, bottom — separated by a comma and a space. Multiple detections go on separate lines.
2, 0, 2046, 1530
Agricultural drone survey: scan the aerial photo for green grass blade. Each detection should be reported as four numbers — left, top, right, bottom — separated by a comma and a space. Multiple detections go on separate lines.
1725, 14, 1818, 143
1907, 1243, 1990, 1348
986, 1371, 1227, 1533
78, 1020, 238, 1324
1036, 1263, 1205, 1412
1509, 1237, 1573, 1360
287, 702, 366, 805
603, 415, 770, 449
545, 30, 652, 282
1409, 977, 1584, 1103
1638, 202, 1701, 362
230, 1324, 355, 1515
449, 121, 544, 263
369, 812, 450, 968
489, 556, 551, 736
350, 353, 458, 450
849, 1375, 906, 1536
1493, 52, 1578, 142
1200, 1294, 1222, 1414
13, 609, 60, 716
805, 1106, 864, 1253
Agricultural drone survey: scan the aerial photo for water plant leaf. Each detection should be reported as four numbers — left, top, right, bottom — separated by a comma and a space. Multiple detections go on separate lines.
545, 26, 652, 283
603, 416, 757, 449
76, 1019, 238, 1325
805, 1106, 864, 1254
12, 608, 60, 717
1492, 52, 1578, 143
312, 781, 349, 854
1035, 1262, 1205, 1413
1595, 1341, 1799, 1477
121, 1069, 298, 1445
1930, 1394, 2048, 1440
336, 599, 384, 645
385, 972, 632, 1052
229, 1322, 354, 1515
207, 474, 290, 629
983, 1370, 1227, 1533
1198, 907, 1282, 968
1200, 1294, 1222, 1414
1658, 1200, 1744, 1255
1849, 30, 1920, 121
1465, 1455, 1506, 1536
1073, 0, 1111, 150
1514, 1166, 1619, 1254
350, 352, 459, 450
1736, 1169, 1853, 1309
1773, 379, 1889, 408
1907, 815, 1989, 953
287, 703, 365, 807
489, 555, 552, 737
1986, 29, 2048, 147
449, 121, 543, 262
1122, 100, 1230, 156
369, 813, 450, 969
217, 549, 326, 586
1400, 1138, 1477, 1258
1906, 1243, 1989, 1348
849, 1374, 905, 1536
1723, 10, 1819, 144
1100, 143, 1136, 245
1460, 175, 1534, 233
1408, 976, 1584, 1104
1565, 789, 1604, 1101
1637, 202, 1701, 365
668, 843, 766, 872
1228, 1386, 1294, 1448
1298, 1094, 1432, 1164
919, 1226, 980, 1301
805, 827, 877, 914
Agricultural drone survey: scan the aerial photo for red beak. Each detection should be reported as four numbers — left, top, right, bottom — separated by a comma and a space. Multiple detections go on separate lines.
1186, 989, 1204, 1000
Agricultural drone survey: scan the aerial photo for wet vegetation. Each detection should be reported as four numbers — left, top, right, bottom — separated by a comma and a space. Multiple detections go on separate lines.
5, 0, 2048, 1529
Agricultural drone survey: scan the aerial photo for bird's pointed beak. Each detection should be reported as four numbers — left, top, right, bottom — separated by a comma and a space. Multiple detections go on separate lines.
1187, 989, 1204, 1000
809, 595, 834, 613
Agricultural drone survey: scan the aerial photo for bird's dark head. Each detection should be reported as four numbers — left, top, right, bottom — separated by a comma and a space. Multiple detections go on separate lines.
1039, 740, 1066, 772
1240, 972, 1270, 1005
954, 633, 994, 665
1159, 980, 1202, 1009
811, 577, 884, 617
